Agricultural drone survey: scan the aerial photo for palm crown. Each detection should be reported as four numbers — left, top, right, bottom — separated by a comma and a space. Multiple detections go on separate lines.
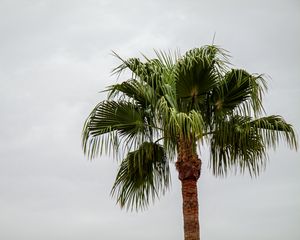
82, 45, 297, 211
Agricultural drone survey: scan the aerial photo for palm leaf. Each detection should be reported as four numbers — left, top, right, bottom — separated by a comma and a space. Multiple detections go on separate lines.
210, 115, 266, 177
210, 114, 298, 176
167, 109, 204, 140
111, 52, 167, 93
250, 115, 298, 149
211, 69, 267, 116
82, 100, 147, 159
175, 46, 220, 111
107, 79, 154, 108
111, 142, 170, 210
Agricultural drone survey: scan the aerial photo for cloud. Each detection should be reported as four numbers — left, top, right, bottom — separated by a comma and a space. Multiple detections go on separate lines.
0, 0, 299, 239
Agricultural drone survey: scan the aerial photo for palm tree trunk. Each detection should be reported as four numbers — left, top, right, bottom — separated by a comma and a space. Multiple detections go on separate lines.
181, 178, 200, 240
176, 138, 201, 240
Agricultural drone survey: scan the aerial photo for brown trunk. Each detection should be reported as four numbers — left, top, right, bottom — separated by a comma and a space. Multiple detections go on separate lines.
181, 179, 200, 240
176, 138, 202, 240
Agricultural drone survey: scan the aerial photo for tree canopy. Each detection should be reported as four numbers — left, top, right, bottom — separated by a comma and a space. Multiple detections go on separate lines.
82, 45, 297, 210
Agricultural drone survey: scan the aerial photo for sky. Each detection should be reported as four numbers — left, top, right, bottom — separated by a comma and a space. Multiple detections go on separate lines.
0, 0, 299, 239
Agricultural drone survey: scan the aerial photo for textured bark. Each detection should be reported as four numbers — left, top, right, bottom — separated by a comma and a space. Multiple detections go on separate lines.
176, 138, 202, 240
181, 179, 200, 240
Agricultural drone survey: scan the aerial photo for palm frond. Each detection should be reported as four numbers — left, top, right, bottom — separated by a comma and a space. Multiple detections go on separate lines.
154, 96, 177, 160
174, 45, 228, 112
111, 52, 168, 94
210, 115, 266, 177
251, 115, 298, 150
153, 49, 180, 69
209, 114, 298, 177
111, 51, 143, 78
82, 100, 148, 159
211, 69, 267, 116
111, 142, 170, 211
165, 109, 204, 140
106, 79, 155, 108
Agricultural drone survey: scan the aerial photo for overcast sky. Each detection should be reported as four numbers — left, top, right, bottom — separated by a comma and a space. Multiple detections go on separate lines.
0, 0, 299, 239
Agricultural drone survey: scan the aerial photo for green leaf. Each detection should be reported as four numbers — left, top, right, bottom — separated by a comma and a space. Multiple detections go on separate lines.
211, 69, 267, 116
107, 79, 154, 108
250, 115, 298, 150
210, 115, 266, 177
82, 100, 147, 159
209, 114, 298, 177
111, 142, 170, 211
175, 46, 220, 111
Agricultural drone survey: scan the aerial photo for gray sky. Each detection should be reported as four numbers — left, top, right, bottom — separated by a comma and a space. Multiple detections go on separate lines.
0, 0, 299, 239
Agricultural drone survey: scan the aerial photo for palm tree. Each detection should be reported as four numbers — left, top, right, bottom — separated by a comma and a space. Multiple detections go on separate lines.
82, 45, 297, 240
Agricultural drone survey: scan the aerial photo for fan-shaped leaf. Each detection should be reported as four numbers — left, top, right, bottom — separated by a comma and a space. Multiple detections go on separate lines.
111, 142, 170, 210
